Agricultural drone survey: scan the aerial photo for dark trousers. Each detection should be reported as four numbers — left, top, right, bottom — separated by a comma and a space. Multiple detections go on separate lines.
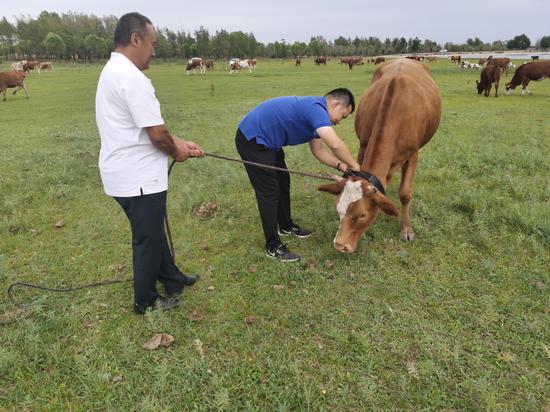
235, 129, 293, 250
114, 191, 186, 314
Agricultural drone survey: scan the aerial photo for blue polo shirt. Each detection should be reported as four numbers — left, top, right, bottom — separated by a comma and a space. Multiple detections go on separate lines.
238, 96, 332, 150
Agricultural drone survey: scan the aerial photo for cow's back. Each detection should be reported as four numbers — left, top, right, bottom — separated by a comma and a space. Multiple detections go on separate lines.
355, 59, 441, 165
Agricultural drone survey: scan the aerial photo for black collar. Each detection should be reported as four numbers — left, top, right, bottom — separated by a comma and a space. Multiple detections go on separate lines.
343, 169, 386, 195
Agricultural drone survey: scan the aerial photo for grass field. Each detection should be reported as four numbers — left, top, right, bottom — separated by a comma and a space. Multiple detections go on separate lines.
1, 58, 549, 410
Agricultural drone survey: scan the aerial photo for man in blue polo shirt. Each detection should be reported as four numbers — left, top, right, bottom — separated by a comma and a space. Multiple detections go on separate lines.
235, 88, 361, 262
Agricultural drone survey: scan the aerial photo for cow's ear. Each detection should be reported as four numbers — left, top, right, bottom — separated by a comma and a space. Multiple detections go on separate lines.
318, 181, 345, 195
373, 191, 399, 217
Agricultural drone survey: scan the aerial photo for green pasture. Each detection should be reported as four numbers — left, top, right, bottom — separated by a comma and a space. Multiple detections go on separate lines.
1, 58, 549, 410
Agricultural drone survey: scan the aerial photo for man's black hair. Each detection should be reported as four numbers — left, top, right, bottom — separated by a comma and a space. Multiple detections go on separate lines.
325, 88, 355, 113
114, 12, 152, 47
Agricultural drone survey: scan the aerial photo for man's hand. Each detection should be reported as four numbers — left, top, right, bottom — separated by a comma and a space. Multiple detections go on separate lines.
181, 140, 205, 158
173, 138, 204, 162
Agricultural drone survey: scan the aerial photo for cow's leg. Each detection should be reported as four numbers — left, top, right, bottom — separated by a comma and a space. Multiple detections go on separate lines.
399, 151, 419, 241
21, 84, 30, 99
494, 80, 499, 97
1, 87, 6, 101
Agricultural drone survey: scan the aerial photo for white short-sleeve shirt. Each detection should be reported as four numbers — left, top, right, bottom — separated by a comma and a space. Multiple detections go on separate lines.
95, 52, 167, 197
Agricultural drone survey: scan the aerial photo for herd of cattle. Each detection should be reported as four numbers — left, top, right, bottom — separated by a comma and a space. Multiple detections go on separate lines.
0, 59, 55, 101
1, 54, 549, 102
184, 57, 258, 74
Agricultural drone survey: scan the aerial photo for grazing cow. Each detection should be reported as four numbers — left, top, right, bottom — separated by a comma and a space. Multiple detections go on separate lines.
0, 70, 30, 101
427, 56, 437, 63
204, 60, 214, 71
450, 55, 461, 64
476, 65, 503, 97
23, 60, 40, 74
186, 57, 205, 75
314, 56, 327, 65
247, 58, 257, 69
460, 60, 472, 69
486, 57, 510, 76
238, 60, 252, 72
531, 55, 539, 61
295, 58, 301, 67
478, 58, 488, 66
505, 61, 550, 96
39, 61, 54, 72
229, 58, 240, 74
340, 57, 351, 64
318, 59, 441, 252
374, 57, 385, 65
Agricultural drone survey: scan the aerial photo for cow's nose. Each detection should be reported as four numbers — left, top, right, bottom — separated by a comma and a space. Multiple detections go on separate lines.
334, 241, 354, 253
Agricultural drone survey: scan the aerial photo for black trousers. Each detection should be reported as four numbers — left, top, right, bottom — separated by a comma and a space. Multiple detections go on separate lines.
114, 191, 186, 314
235, 129, 293, 250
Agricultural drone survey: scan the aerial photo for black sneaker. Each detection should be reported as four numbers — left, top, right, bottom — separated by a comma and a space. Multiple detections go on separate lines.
266, 244, 300, 262
278, 224, 313, 239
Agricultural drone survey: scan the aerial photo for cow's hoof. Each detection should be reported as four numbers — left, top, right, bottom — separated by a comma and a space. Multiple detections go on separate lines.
401, 229, 415, 241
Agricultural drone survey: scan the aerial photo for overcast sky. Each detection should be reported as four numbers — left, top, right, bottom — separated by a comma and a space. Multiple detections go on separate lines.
4, 0, 549, 45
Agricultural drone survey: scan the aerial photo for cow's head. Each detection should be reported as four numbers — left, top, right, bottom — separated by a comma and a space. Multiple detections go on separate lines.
318, 177, 399, 253
505, 82, 515, 92
476, 79, 484, 95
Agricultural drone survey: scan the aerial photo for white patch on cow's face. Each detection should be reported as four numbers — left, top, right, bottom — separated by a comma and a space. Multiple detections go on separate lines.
336, 181, 363, 220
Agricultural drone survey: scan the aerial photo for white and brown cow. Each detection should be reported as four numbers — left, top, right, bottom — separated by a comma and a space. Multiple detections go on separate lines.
319, 59, 441, 253
505, 60, 550, 96
186, 57, 205, 75
39, 61, 54, 72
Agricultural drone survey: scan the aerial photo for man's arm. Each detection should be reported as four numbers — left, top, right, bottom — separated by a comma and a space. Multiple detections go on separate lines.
145, 125, 204, 162
314, 126, 361, 170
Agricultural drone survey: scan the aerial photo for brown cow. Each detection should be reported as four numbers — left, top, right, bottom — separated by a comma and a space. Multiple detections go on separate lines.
314, 56, 327, 65
205, 60, 214, 71
0, 70, 30, 101
450, 55, 461, 64
23, 60, 40, 74
427, 56, 437, 63
486, 57, 510, 76
374, 57, 385, 65
478, 58, 488, 66
505, 61, 550, 96
247, 58, 257, 69
295, 58, 301, 67
318, 59, 441, 252
476, 65, 503, 97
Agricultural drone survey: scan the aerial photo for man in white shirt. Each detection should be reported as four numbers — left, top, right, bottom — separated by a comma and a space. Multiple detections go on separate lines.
96, 12, 204, 314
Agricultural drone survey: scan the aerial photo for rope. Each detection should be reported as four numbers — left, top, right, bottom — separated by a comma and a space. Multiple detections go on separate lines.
1, 151, 338, 326
203, 151, 336, 182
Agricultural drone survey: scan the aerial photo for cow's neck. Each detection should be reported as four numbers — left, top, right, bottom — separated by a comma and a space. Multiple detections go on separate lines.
359, 138, 395, 188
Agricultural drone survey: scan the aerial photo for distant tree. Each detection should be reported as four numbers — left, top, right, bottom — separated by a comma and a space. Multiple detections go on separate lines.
539, 36, 550, 49
43, 32, 65, 58
307, 35, 329, 56
0, 17, 17, 57
290, 41, 307, 57
194, 26, 210, 57
334, 36, 350, 47
407, 37, 421, 53
423, 39, 439, 53
84, 34, 107, 59
507, 34, 531, 50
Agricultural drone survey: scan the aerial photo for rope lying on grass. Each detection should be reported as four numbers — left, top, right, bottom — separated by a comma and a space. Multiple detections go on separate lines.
1, 152, 338, 326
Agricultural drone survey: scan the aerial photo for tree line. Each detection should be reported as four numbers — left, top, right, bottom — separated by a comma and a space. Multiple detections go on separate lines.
1, 11, 549, 61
